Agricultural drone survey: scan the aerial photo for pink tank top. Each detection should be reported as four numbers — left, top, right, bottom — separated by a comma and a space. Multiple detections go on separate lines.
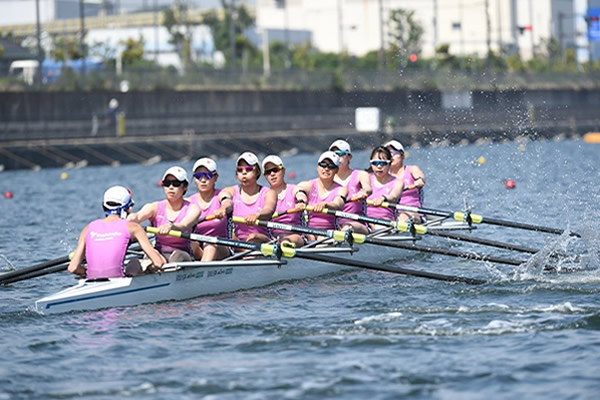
272, 184, 301, 237
338, 169, 366, 226
85, 218, 130, 279
400, 165, 423, 208
232, 185, 269, 240
150, 200, 192, 254
307, 179, 342, 229
367, 174, 397, 220
189, 190, 228, 238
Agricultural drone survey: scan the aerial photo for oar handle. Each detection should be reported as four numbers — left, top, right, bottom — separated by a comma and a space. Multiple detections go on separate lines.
231, 216, 366, 244
308, 204, 428, 235
145, 226, 296, 258
197, 214, 218, 224
271, 207, 301, 219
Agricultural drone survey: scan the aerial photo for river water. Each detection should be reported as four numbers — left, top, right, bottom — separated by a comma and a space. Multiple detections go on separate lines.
0, 138, 599, 399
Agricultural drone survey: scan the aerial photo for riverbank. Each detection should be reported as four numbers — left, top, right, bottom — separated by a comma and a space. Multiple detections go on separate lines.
1, 88, 599, 170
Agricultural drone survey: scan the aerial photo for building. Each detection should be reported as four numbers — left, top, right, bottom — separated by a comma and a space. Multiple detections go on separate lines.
255, 0, 577, 60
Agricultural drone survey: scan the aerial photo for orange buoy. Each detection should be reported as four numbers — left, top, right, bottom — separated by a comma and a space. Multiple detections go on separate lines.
288, 171, 297, 180
504, 179, 516, 189
4, 191, 14, 199
583, 132, 600, 144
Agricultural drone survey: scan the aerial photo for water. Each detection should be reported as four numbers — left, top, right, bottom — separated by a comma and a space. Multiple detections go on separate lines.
1, 138, 599, 399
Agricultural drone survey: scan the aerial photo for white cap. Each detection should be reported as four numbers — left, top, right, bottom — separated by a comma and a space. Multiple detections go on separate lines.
192, 157, 217, 173
237, 152, 260, 167
103, 185, 133, 210
329, 139, 351, 154
318, 151, 340, 166
262, 155, 284, 170
384, 140, 405, 153
161, 166, 189, 183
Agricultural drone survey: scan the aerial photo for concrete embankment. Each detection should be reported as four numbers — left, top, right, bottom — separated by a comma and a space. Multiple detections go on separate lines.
0, 88, 599, 170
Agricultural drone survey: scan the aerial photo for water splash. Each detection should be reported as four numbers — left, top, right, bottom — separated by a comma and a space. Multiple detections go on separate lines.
0, 254, 16, 272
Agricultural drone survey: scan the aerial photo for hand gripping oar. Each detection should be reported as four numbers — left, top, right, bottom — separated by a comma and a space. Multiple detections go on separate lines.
231, 216, 362, 244
0, 254, 71, 285
374, 201, 580, 237
149, 226, 486, 285
234, 215, 533, 268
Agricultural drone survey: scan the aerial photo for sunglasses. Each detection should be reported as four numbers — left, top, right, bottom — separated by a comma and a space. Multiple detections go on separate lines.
237, 165, 255, 173
389, 148, 404, 156
370, 159, 390, 167
194, 171, 214, 180
162, 179, 184, 188
332, 149, 349, 157
264, 165, 283, 175
318, 161, 338, 170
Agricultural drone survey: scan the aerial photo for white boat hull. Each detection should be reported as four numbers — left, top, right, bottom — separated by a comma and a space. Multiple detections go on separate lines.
34, 257, 348, 315
35, 220, 473, 314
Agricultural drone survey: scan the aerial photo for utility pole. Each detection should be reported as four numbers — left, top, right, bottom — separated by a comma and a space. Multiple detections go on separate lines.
35, 0, 43, 86
432, 0, 438, 50
338, 0, 344, 53
528, 0, 534, 57
154, 0, 158, 62
558, 12, 564, 58
496, 0, 502, 54
284, 1, 290, 69
79, 0, 86, 77
484, 0, 491, 59
378, 0, 384, 70
229, 0, 236, 71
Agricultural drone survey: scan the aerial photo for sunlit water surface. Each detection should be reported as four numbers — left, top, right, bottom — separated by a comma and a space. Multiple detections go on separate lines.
1, 138, 599, 399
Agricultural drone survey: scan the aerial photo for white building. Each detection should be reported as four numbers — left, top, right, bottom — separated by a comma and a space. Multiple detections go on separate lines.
255, 0, 577, 60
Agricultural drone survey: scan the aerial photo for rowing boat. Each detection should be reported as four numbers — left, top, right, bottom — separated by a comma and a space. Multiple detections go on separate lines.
34, 245, 364, 314
33, 220, 478, 315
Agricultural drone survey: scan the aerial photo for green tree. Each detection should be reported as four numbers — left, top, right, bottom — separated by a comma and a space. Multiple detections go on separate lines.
51, 38, 83, 61
120, 36, 145, 65
163, 1, 196, 72
202, 1, 256, 68
387, 8, 424, 69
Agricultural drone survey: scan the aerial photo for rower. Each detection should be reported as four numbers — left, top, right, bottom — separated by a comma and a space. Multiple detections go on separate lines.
221, 152, 277, 245
295, 151, 348, 241
128, 166, 199, 262
365, 146, 404, 230
68, 186, 165, 279
328, 139, 371, 234
384, 139, 426, 222
186, 157, 233, 261
262, 154, 305, 247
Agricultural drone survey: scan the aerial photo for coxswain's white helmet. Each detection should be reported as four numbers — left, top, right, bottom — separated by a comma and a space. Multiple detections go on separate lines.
103, 185, 135, 218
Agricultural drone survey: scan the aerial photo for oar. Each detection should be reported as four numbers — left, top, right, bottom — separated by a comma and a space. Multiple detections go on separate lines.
374, 201, 580, 237
319, 204, 558, 256
231, 216, 358, 243
145, 227, 296, 258
0, 254, 71, 285
150, 227, 486, 285
197, 214, 218, 224
236, 216, 530, 268
0, 245, 144, 286
1, 263, 70, 285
